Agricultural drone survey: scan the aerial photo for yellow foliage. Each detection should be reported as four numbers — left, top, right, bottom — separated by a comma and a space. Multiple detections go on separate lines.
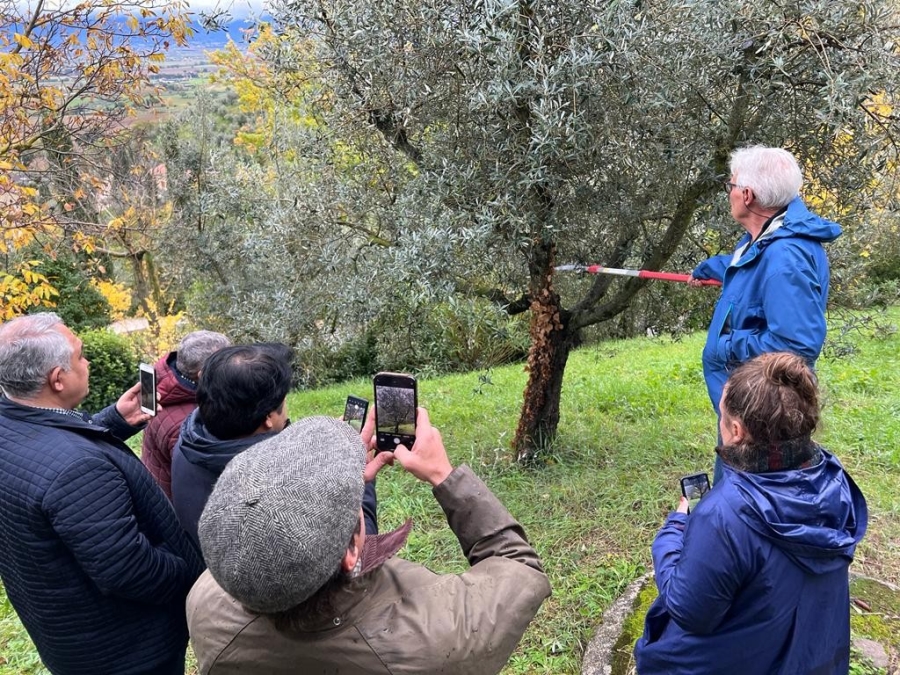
92, 279, 132, 320
210, 24, 325, 154
864, 91, 893, 119
123, 298, 187, 362
0, 268, 58, 320
13, 33, 35, 50
1, 0, 191, 316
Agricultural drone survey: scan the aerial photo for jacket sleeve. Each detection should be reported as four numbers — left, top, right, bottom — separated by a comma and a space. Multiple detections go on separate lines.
43, 456, 200, 605
92, 404, 144, 443
717, 246, 826, 365
397, 465, 552, 673
652, 506, 748, 635
692, 255, 730, 283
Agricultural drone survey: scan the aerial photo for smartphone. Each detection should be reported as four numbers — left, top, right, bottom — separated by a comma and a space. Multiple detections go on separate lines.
343, 395, 369, 433
139, 362, 157, 417
680, 472, 710, 514
373, 372, 417, 452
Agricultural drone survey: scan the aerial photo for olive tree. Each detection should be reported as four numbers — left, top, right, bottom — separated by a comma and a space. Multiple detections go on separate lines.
230, 0, 899, 459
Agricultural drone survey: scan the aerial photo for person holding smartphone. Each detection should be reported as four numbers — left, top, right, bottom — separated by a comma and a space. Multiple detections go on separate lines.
187, 408, 551, 675
0, 313, 203, 675
634, 352, 867, 675
141, 330, 231, 500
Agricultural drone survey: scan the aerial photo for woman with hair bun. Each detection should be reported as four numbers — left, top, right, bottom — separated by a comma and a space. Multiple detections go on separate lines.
634, 352, 867, 675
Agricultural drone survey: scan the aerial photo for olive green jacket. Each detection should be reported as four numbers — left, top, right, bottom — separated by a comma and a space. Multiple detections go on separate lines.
187, 465, 551, 674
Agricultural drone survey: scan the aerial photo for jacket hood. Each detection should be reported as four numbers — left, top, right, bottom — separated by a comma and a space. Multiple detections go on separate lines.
723, 450, 867, 574
177, 408, 275, 472
773, 197, 843, 244
155, 352, 196, 407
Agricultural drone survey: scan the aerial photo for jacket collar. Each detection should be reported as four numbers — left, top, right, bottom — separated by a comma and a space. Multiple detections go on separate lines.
178, 408, 280, 471
0, 396, 99, 434
284, 521, 413, 633
360, 519, 412, 574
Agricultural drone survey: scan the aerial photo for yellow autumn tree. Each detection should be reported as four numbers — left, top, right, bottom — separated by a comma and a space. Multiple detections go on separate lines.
209, 23, 325, 155
0, 0, 192, 319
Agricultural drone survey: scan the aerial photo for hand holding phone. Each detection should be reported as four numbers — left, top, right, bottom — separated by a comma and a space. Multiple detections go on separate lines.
343, 395, 369, 433
680, 472, 710, 514
392, 407, 453, 487
373, 372, 417, 453
139, 363, 157, 417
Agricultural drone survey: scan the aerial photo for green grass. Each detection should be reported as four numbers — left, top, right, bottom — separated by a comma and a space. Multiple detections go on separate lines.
2, 309, 899, 674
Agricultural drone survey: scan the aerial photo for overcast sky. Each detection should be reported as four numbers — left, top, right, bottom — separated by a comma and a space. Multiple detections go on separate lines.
185, 0, 265, 14
19, 0, 266, 15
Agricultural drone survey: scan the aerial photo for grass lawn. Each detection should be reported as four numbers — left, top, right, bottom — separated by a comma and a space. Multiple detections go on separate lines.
2, 308, 898, 674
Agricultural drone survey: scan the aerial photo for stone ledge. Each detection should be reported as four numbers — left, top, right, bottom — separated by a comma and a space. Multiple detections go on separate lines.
581, 571, 899, 675
581, 573, 651, 675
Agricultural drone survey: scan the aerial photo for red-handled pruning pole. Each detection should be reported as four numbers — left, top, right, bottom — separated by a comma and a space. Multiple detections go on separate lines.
555, 264, 722, 286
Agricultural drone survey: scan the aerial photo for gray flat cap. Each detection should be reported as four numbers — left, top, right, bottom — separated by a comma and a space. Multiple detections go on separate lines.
198, 416, 366, 613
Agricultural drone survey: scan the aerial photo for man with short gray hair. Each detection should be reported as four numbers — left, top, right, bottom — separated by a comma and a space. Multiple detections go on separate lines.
187, 410, 551, 674
0, 313, 204, 674
689, 146, 842, 482
142, 329, 230, 498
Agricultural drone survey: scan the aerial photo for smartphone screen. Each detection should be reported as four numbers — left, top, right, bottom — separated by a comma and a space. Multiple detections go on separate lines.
680, 473, 710, 513
373, 372, 416, 452
139, 364, 156, 416
343, 395, 368, 433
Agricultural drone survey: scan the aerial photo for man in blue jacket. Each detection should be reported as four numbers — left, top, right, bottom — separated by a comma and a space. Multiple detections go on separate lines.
689, 146, 841, 483
0, 313, 204, 675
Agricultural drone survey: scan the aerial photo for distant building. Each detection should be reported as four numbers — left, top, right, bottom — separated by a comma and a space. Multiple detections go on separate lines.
108, 317, 150, 335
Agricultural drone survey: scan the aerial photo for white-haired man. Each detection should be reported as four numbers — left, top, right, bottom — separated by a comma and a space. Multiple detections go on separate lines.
689, 146, 842, 482
0, 313, 204, 674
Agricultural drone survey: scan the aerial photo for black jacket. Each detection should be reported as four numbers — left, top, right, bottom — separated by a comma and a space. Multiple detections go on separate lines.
0, 397, 204, 675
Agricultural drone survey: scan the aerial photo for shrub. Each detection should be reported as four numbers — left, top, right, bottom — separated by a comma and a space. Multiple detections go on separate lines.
80, 330, 138, 412
280, 298, 530, 387
371, 297, 530, 377
29, 257, 112, 332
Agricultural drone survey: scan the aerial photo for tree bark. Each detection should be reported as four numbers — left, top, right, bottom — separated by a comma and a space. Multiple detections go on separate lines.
513, 298, 578, 462
513, 240, 579, 462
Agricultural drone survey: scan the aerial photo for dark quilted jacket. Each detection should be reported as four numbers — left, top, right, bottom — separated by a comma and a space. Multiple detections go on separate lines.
0, 397, 204, 675
141, 351, 197, 499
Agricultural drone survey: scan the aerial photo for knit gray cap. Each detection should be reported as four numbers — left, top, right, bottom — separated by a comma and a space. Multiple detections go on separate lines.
198, 416, 366, 613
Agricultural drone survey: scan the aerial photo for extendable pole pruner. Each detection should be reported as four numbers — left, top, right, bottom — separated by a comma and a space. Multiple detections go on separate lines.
555, 264, 722, 287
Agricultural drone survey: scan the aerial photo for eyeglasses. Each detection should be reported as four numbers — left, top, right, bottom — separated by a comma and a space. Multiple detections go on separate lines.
723, 181, 743, 193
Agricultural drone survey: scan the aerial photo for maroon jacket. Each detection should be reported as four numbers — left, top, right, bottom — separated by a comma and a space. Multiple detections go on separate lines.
141, 352, 197, 499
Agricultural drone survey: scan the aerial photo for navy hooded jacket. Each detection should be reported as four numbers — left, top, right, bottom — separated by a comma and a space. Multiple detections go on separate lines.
692, 197, 842, 414
634, 450, 867, 675
172, 409, 379, 553
0, 397, 204, 675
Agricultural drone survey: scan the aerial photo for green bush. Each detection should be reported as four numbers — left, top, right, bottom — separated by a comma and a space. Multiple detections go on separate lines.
371, 297, 530, 377
80, 330, 138, 412
29, 256, 112, 332
269, 329, 379, 389
284, 298, 530, 388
